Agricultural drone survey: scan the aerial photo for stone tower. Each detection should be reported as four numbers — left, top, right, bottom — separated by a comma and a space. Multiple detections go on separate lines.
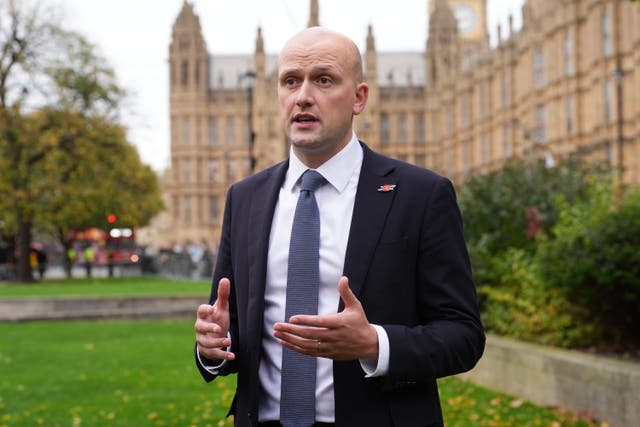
169, 1, 208, 101
166, 1, 255, 246
251, 25, 285, 171
426, 0, 460, 88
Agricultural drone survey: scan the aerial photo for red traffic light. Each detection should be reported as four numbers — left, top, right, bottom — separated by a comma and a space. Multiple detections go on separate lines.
107, 214, 117, 224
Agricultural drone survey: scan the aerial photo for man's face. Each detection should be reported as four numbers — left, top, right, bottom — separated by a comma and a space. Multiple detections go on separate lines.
277, 31, 368, 167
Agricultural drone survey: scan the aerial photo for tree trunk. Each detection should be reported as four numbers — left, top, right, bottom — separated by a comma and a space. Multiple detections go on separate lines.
57, 229, 74, 279
16, 218, 34, 282
63, 239, 74, 279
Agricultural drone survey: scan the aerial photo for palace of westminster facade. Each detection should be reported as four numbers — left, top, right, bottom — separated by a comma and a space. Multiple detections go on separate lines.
143, 0, 640, 248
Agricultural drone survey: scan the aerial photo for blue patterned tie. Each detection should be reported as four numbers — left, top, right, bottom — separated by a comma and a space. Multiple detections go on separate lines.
280, 169, 326, 427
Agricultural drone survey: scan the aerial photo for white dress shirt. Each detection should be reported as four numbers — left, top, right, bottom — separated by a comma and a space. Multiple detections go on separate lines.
198, 133, 390, 423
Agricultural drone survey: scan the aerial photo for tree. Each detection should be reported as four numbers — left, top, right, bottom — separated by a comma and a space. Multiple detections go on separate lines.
0, 0, 162, 281
18, 109, 163, 278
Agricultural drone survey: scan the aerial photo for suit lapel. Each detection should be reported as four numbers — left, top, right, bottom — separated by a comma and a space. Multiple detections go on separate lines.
342, 145, 398, 304
246, 161, 288, 343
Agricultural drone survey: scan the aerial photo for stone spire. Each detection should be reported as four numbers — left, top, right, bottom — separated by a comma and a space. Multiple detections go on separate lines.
255, 26, 264, 55
255, 26, 265, 75
172, 0, 202, 33
357, 23, 379, 149
366, 23, 376, 52
307, 0, 319, 27
429, 0, 458, 34
426, 0, 460, 87
365, 24, 377, 78
169, 0, 208, 94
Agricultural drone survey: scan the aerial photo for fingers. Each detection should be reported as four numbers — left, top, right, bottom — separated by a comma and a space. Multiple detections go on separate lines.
197, 334, 232, 349
195, 277, 232, 338
197, 303, 214, 319
195, 314, 234, 361
195, 315, 225, 335
278, 334, 322, 356
195, 277, 235, 362
274, 322, 324, 355
197, 341, 236, 361
274, 322, 325, 339
274, 276, 375, 360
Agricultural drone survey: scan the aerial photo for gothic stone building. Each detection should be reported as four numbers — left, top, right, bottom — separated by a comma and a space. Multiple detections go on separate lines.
159, 0, 640, 248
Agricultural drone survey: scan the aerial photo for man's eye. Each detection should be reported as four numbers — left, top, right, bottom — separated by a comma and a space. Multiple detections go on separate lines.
285, 78, 297, 86
318, 77, 331, 85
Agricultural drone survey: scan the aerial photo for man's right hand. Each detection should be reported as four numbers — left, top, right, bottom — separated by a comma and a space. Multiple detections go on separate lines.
195, 277, 235, 362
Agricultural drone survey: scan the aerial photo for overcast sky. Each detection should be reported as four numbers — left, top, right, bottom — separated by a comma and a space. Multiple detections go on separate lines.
55, 0, 526, 172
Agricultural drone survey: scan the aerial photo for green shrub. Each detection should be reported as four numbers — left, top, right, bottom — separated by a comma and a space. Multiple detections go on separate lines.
460, 158, 639, 352
537, 183, 640, 349
459, 158, 604, 285
460, 159, 601, 254
479, 248, 600, 347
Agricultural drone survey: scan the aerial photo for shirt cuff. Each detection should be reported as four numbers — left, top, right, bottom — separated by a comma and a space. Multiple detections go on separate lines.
359, 324, 390, 377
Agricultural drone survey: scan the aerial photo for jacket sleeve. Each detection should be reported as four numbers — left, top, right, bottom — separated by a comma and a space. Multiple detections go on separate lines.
194, 186, 240, 382
382, 177, 485, 384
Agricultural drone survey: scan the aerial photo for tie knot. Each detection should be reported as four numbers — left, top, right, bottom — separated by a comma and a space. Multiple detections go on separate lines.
300, 170, 325, 193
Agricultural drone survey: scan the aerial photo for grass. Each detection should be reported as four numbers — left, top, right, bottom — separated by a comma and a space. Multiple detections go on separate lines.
0, 319, 605, 427
439, 377, 602, 427
0, 319, 234, 427
0, 277, 211, 299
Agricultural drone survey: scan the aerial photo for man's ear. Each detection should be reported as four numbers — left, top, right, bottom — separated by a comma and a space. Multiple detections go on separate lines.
353, 82, 369, 116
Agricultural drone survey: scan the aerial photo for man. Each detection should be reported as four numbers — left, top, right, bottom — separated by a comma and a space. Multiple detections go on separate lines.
195, 27, 485, 427
83, 245, 94, 278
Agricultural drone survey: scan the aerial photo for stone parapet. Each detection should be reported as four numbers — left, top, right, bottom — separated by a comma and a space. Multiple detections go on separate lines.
459, 334, 640, 427
0, 296, 206, 321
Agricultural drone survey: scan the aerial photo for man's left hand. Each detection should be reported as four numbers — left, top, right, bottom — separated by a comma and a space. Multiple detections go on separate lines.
273, 276, 379, 360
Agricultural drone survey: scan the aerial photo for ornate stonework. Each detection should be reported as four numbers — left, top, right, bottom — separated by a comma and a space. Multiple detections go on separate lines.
155, 0, 640, 248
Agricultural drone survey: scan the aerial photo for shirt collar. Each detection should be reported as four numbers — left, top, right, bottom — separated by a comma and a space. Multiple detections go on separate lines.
285, 132, 363, 194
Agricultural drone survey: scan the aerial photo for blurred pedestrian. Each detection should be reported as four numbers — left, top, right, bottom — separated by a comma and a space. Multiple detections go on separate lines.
107, 250, 115, 278
83, 246, 94, 278
36, 249, 47, 280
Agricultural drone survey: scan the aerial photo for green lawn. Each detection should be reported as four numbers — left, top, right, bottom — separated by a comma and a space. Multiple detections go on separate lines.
0, 277, 210, 298
0, 319, 602, 427
0, 319, 233, 427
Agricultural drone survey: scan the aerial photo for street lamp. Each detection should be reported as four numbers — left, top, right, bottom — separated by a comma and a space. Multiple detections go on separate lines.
243, 70, 257, 172
613, 66, 624, 182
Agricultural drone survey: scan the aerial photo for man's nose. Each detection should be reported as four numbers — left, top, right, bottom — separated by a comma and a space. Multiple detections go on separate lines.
295, 80, 314, 107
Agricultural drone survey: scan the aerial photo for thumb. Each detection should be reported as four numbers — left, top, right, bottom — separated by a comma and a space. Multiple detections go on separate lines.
216, 277, 231, 312
338, 276, 359, 308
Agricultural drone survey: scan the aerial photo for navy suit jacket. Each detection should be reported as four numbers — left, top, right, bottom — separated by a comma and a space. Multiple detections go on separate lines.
196, 143, 485, 427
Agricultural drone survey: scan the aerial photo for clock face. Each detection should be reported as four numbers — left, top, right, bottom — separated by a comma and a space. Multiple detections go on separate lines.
453, 4, 478, 35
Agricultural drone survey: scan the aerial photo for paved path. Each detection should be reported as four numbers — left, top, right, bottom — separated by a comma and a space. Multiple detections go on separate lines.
40, 264, 143, 280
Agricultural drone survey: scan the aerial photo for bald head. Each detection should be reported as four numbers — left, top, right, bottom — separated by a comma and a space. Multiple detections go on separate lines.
276, 26, 369, 168
278, 27, 364, 83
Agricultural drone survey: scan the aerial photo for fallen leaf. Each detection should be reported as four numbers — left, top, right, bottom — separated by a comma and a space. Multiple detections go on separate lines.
510, 399, 524, 408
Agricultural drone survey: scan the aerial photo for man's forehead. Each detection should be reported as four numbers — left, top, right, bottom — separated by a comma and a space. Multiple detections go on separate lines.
278, 58, 343, 74
285, 29, 345, 49
279, 46, 346, 74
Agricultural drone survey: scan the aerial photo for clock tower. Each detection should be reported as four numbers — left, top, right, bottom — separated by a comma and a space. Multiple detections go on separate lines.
428, 0, 489, 67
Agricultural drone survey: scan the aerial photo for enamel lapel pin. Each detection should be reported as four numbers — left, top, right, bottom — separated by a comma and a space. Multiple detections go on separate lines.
377, 184, 397, 192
